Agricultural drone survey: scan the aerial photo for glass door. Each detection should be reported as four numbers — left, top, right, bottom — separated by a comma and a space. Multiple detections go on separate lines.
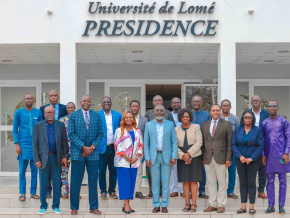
0, 83, 40, 175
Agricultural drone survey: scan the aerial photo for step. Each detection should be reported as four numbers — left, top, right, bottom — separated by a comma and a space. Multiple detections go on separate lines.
0, 194, 290, 209
0, 207, 289, 217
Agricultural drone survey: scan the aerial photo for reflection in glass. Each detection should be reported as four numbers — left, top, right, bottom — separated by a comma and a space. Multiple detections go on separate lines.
185, 86, 217, 112
89, 82, 105, 111
1, 131, 18, 172
1, 87, 36, 125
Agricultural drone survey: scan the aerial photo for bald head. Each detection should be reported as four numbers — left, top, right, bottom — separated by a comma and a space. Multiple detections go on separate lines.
192, 95, 202, 102
44, 106, 55, 121
48, 89, 59, 106
250, 95, 261, 111
171, 97, 181, 112
24, 94, 34, 108
191, 95, 202, 112
152, 95, 163, 107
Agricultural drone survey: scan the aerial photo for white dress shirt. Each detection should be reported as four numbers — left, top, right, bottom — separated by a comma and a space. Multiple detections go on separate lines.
252, 108, 261, 127
210, 118, 220, 136
104, 111, 114, 144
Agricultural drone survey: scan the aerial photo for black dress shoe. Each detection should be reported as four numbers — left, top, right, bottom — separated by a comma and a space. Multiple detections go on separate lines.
122, 207, 135, 213
265, 206, 275, 213
135, 192, 145, 199
198, 192, 209, 199
146, 191, 153, 199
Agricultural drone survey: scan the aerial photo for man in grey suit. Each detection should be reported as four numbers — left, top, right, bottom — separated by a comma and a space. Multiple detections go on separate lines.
33, 106, 69, 215
145, 95, 175, 124
201, 104, 233, 213
130, 100, 148, 199
145, 95, 175, 198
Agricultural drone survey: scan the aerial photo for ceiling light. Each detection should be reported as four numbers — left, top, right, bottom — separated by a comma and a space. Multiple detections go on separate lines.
264, 60, 274, 62
2, 60, 12, 63
132, 60, 143, 62
131, 50, 143, 53
278, 50, 289, 53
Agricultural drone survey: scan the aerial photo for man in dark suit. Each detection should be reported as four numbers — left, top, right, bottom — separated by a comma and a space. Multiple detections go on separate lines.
98, 96, 122, 199
39, 89, 68, 198
145, 95, 175, 198
244, 95, 269, 199
202, 104, 233, 213
33, 106, 69, 215
130, 100, 148, 199
68, 95, 104, 215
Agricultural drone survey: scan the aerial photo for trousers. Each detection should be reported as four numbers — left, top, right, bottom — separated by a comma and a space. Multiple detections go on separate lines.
266, 173, 287, 207
170, 161, 183, 193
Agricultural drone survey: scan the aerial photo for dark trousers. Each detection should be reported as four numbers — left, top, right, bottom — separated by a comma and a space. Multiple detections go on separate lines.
99, 146, 117, 194
198, 166, 206, 194
46, 173, 52, 195
257, 159, 266, 193
70, 158, 99, 210
236, 157, 260, 204
39, 154, 61, 209
146, 166, 152, 192
227, 156, 237, 194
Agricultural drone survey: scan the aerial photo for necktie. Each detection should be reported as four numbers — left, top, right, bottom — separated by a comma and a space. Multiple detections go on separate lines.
212, 121, 217, 138
84, 111, 90, 130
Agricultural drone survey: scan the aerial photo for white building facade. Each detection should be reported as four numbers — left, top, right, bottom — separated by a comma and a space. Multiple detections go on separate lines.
0, 0, 289, 175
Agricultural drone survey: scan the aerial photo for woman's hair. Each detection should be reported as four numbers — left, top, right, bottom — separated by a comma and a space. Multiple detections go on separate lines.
240, 111, 256, 127
178, 108, 194, 122
120, 111, 138, 137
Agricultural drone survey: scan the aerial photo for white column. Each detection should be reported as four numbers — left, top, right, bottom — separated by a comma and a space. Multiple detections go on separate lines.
60, 42, 77, 105
218, 42, 237, 115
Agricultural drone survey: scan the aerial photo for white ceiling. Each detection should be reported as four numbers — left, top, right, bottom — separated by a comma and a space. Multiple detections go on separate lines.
0, 43, 289, 65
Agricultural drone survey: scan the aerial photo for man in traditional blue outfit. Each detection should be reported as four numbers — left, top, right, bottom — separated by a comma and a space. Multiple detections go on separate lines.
12, 94, 43, 201
262, 100, 290, 214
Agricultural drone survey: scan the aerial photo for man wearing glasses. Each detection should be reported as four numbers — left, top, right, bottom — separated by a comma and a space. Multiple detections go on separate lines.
262, 101, 290, 214
144, 104, 178, 213
244, 95, 269, 199
170, 97, 184, 197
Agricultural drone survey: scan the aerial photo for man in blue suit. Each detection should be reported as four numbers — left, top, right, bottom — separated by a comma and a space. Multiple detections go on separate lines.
39, 89, 68, 198
144, 104, 178, 213
68, 95, 104, 215
98, 96, 122, 199
244, 95, 269, 199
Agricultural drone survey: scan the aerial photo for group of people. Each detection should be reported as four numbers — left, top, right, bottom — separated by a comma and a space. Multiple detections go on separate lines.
12, 89, 290, 215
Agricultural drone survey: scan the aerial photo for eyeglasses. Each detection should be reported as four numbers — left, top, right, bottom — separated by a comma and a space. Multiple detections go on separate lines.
155, 109, 164, 112
102, 101, 111, 104
267, 105, 278, 108
252, 100, 260, 103
172, 102, 181, 104
243, 116, 253, 119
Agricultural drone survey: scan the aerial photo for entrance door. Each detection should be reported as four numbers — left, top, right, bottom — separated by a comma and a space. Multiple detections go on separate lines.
0, 83, 40, 176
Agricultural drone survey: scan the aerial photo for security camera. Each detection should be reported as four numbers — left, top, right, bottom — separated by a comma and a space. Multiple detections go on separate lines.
47, 10, 53, 15
248, 9, 254, 14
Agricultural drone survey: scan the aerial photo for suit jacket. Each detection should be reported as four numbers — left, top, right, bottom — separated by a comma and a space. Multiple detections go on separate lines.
145, 109, 175, 125
243, 108, 269, 127
138, 115, 148, 139
40, 103, 67, 120
231, 125, 264, 161
98, 109, 122, 154
201, 118, 233, 165
32, 120, 69, 169
144, 119, 178, 165
68, 109, 104, 160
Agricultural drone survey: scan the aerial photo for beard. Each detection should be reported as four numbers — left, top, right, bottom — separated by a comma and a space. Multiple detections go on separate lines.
156, 116, 164, 120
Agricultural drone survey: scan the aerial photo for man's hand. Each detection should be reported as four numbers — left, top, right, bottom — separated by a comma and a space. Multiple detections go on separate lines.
82, 146, 93, 157
35, 161, 42, 169
262, 156, 267, 165
226, 161, 232, 168
246, 158, 253, 165
61, 158, 68, 168
240, 156, 246, 164
282, 154, 290, 164
15, 143, 22, 156
146, 160, 152, 167
185, 158, 192, 165
170, 158, 176, 166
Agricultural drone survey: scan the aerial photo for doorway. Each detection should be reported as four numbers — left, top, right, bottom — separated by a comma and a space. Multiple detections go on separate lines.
146, 84, 181, 112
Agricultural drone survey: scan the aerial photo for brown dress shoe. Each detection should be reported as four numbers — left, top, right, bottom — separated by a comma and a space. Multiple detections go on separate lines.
71, 209, 78, 214
162, 207, 168, 213
180, 193, 185, 197
217, 207, 225, 213
90, 209, 102, 214
170, 192, 178, 197
109, 192, 119, 199
204, 206, 218, 212
152, 207, 160, 213
228, 193, 239, 199
258, 192, 267, 199
62, 194, 69, 199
